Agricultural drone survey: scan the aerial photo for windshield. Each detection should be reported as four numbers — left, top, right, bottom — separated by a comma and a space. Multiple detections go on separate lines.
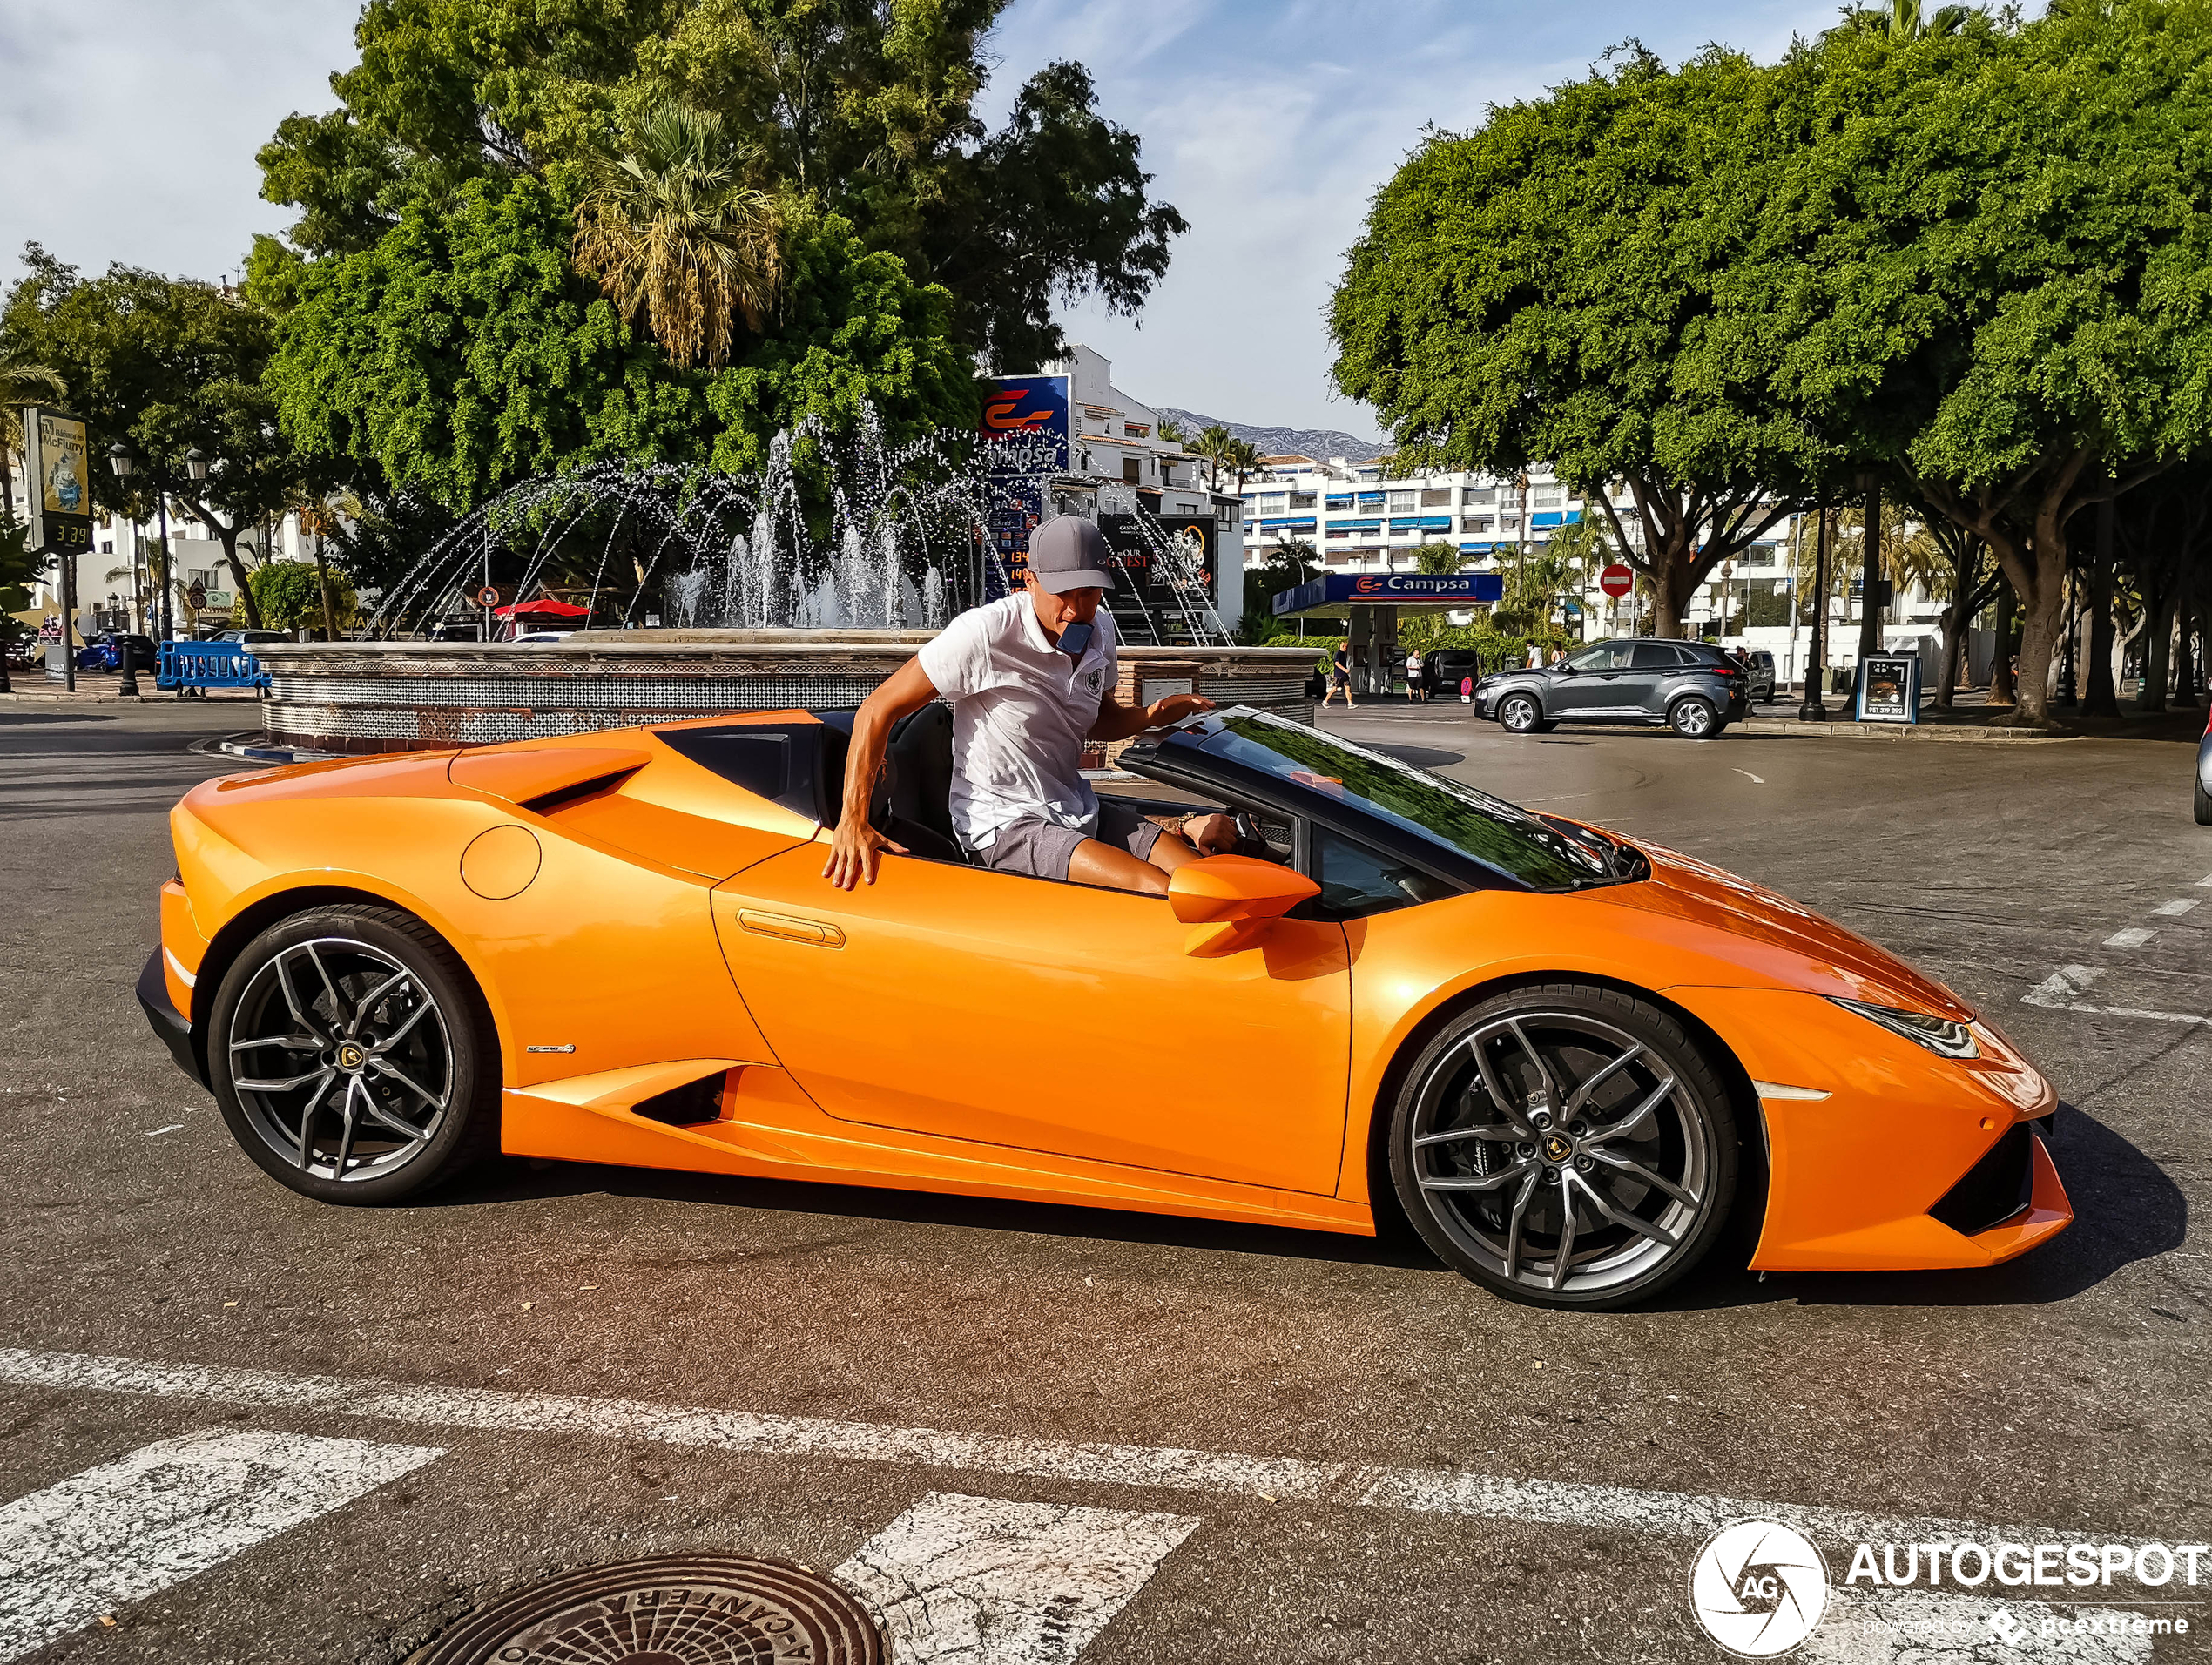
1188, 711, 1624, 891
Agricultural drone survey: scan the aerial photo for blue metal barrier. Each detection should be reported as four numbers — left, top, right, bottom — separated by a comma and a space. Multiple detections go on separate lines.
158, 640, 270, 694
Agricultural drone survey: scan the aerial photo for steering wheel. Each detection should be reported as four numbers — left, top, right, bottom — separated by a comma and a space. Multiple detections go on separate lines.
1233, 810, 1264, 845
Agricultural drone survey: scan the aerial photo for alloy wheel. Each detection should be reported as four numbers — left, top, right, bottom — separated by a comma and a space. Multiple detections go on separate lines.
1404, 1009, 1718, 1298
1501, 695, 1539, 732
1670, 698, 1716, 738
226, 936, 455, 1183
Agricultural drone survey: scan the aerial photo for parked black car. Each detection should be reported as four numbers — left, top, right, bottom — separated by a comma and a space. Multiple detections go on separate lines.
1743, 649, 1777, 703
1474, 638, 1750, 738
1430, 649, 1487, 698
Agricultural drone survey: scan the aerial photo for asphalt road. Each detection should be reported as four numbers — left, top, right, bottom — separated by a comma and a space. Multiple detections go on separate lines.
1, 699, 2207, 1664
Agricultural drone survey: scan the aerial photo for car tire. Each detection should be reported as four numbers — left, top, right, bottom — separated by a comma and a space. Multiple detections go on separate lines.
1499, 693, 1554, 735
1387, 983, 1740, 1310
2197, 773, 2212, 826
1669, 695, 1722, 738
208, 903, 500, 1205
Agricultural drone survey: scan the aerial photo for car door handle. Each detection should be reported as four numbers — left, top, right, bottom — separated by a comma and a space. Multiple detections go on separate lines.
737, 909, 846, 948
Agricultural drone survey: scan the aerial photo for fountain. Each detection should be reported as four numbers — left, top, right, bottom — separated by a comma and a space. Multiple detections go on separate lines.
257, 405, 1317, 756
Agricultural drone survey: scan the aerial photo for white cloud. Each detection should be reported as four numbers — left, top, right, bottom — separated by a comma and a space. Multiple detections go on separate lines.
0, 0, 356, 284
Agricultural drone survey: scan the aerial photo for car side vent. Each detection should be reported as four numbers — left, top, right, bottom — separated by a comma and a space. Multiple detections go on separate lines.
630, 1071, 730, 1127
522, 769, 639, 816
1929, 1122, 2033, 1237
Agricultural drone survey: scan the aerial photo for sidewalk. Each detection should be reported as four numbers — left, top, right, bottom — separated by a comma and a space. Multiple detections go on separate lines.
0, 672, 260, 704
1741, 684, 2207, 745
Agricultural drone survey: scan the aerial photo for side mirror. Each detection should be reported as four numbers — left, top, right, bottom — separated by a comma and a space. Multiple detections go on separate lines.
1169, 854, 1320, 955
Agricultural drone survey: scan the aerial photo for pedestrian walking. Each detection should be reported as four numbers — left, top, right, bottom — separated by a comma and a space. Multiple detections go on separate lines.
1526, 640, 1544, 670
1405, 646, 1425, 702
1324, 639, 1355, 708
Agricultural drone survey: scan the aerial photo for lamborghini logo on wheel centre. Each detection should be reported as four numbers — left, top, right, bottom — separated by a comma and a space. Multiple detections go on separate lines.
1544, 1134, 1572, 1163
336, 1043, 365, 1069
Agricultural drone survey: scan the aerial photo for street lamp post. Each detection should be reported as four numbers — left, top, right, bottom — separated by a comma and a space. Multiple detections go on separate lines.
1800, 502, 1830, 722
105, 443, 142, 698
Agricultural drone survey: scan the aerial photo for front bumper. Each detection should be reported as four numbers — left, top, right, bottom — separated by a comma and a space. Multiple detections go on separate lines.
137, 947, 206, 1087
1662, 984, 2074, 1272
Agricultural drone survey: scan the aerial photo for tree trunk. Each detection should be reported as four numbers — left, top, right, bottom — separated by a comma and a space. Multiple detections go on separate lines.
314, 550, 340, 642
2139, 589, 2175, 715
1858, 484, 1883, 664
217, 528, 268, 630
2006, 506, 2078, 728
1649, 528, 1699, 639
2082, 500, 2120, 718
1935, 601, 1965, 710
1988, 580, 2017, 707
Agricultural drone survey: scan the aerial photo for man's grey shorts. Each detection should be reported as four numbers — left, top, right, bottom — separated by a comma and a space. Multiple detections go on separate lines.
970, 802, 1165, 881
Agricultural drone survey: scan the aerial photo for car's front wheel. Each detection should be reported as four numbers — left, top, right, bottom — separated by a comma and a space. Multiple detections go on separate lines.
2196, 768, 2211, 826
208, 904, 499, 1204
1669, 695, 1722, 738
1387, 985, 1740, 1309
1499, 692, 1554, 734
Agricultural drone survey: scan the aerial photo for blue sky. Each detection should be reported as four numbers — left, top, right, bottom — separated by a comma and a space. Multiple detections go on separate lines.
1, 0, 1829, 433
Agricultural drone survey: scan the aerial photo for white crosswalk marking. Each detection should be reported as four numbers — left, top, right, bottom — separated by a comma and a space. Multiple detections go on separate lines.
0, 1427, 442, 1662
2151, 897, 2199, 916
835, 1491, 1198, 1665
2102, 926, 2156, 949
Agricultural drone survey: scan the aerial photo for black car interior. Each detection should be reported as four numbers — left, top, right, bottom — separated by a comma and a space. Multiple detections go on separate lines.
653, 710, 1463, 917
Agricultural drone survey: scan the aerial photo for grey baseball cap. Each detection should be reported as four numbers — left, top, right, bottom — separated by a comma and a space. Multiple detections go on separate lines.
1027, 516, 1118, 593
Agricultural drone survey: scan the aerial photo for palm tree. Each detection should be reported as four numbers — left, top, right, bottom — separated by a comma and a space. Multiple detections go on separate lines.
0, 349, 68, 522
573, 101, 784, 370
1191, 424, 1236, 489
1845, 0, 1968, 37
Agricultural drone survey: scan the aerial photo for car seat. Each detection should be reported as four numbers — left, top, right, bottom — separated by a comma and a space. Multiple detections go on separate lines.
872, 702, 967, 864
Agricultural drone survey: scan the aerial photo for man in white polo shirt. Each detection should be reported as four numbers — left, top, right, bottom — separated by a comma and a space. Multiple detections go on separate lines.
822, 516, 1231, 894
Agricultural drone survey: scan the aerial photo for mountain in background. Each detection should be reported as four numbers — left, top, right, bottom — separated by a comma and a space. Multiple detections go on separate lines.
1155, 408, 1390, 463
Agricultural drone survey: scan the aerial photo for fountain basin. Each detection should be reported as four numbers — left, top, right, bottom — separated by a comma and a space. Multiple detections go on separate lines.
258, 632, 1319, 757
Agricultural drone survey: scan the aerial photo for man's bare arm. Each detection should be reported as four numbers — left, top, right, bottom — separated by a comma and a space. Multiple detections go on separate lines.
1088, 684, 1216, 743
823, 656, 940, 888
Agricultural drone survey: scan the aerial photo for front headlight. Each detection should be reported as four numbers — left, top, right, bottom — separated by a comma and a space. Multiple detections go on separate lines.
1831, 996, 1979, 1059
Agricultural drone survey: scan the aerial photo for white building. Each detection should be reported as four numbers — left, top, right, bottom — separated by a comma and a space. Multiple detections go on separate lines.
1038, 344, 1244, 630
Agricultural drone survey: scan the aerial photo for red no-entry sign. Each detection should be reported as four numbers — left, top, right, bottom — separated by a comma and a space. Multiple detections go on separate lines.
1599, 563, 1635, 597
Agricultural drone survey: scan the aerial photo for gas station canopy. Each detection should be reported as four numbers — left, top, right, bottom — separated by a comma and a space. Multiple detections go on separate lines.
1272, 572, 1506, 618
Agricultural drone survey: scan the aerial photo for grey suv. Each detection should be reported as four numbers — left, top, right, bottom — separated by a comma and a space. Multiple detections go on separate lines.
1475, 638, 1750, 738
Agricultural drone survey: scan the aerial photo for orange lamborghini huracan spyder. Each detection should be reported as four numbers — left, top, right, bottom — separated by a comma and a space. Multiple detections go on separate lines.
140, 705, 2069, 1310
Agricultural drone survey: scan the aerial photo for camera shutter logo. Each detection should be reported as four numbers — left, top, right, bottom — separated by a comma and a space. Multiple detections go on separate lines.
1689, 1520, 1830, 1657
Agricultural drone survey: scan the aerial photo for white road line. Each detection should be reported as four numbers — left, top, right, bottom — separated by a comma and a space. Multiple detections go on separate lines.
834, 1491, 1197, 1665
2103, 927, 2157, 949
1734, 768, 1765, 783
145, 1125, 185, 1137
2199, 872, 2212, 887
2023, 967, 2107, 1010
2152, 898, 2200, 917
0, 1346, 2088, 1554
0, 1427, 440, 1662
2021, 966, 2210, 1028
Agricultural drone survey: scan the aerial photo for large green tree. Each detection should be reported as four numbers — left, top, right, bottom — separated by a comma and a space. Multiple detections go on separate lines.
1769, 3, 2212, 723
254, 0, 1183, 371
266, 173, 975, 507
1, 248, 302, 627
1331, 46, 1817, 639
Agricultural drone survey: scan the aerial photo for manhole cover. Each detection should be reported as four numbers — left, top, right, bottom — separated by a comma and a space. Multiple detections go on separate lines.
414, 1554, 884, 1665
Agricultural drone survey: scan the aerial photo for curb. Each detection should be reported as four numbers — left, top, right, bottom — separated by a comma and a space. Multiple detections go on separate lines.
1736, 716, 2072, 745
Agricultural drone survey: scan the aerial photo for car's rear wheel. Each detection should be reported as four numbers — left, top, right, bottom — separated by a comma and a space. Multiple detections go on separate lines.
1499, 692, 1554, 734
208, 904, 498, 1205
1669, 695, 1722, 738
2196, 772, 2211, 826
1387, 985, 1739, 1310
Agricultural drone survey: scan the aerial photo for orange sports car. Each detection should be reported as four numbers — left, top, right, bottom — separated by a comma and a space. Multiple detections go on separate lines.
138, 705, 2069, 1310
